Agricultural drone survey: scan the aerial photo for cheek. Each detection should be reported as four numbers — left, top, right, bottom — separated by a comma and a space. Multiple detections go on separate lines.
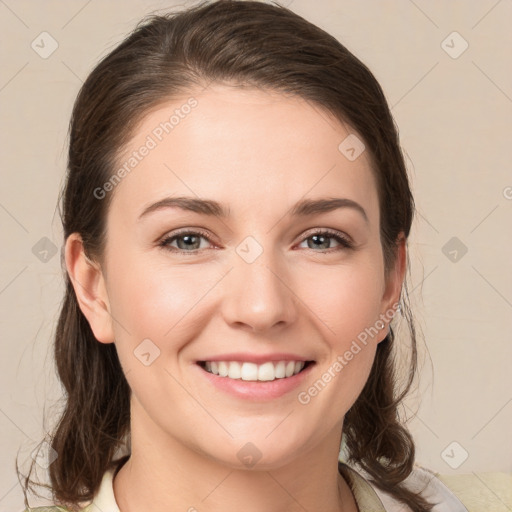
105, 258, 219, 400
302, 258, 386, 346
294, 258, 385, 406
106, 252, 220, 343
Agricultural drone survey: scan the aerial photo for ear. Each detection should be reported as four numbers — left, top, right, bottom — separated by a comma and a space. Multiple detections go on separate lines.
376, 233, 407, 343
64, 233, 115, 344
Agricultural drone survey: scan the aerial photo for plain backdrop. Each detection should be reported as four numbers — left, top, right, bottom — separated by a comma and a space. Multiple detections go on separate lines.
1, 0, 511, 510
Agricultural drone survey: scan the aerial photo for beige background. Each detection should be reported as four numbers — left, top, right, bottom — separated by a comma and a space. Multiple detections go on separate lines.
1, 0, 511, 510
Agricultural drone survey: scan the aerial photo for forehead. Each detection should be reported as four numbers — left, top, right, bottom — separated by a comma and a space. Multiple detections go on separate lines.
109, 84, 379, 225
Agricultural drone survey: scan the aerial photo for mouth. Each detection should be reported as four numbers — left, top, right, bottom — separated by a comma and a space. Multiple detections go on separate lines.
197, 360, 315, 382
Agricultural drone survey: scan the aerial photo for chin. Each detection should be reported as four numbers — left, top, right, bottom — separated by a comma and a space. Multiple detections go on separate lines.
199, 435, 308, 472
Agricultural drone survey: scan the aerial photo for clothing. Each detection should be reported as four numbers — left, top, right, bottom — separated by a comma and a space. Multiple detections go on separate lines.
24, 459, 470, 512
338, 462, 469, 511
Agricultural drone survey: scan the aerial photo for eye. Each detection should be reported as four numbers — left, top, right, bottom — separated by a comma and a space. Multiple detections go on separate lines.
297, 229, 353, 252
158, 228, 354, 255
159, 229, 215, 254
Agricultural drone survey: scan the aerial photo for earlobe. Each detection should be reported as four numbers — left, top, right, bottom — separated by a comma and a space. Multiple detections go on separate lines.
64, 233, 115, 344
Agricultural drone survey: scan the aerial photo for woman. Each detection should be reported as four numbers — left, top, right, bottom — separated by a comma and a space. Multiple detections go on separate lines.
18, 1, 470, 511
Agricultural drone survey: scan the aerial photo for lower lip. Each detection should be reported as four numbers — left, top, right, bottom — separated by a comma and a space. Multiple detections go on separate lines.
195, 363, 315, 401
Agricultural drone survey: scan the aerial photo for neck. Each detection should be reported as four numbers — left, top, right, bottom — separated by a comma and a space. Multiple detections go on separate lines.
113, 401, 358, 512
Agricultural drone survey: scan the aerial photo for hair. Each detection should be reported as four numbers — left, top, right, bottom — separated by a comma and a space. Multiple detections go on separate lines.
17, 1, 434, 511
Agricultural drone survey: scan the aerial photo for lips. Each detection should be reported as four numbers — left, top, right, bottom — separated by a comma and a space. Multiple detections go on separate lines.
195, 354, 316, 400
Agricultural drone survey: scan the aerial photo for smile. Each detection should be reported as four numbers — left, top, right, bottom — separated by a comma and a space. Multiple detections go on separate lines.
198, 360, 313, 382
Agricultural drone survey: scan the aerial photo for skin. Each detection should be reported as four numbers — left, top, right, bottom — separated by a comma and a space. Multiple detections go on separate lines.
66, 83, 406, 512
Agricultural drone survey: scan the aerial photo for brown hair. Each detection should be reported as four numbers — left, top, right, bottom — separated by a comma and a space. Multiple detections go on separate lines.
17, 1, 434, 510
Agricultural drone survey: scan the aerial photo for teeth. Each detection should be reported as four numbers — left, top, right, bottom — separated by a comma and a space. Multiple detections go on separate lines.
203, 360, 306, 381
258, 362, 275, 381
228, 361, 241, 379
285, 361, 295, 378
275, 361, 286, 378
218, 361, 229, 377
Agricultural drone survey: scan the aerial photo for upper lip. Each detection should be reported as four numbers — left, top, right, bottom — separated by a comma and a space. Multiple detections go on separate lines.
197, 353, 314, 364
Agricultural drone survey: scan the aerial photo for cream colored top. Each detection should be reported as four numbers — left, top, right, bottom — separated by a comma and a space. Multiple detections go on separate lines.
25, 460, 472, 512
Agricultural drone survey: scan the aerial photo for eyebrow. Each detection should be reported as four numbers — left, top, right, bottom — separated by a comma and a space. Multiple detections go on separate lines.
138, 196, 368, 223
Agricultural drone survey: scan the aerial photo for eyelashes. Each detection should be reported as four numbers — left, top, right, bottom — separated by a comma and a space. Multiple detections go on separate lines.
159, 228, 213, 253
158, 228, 354, 255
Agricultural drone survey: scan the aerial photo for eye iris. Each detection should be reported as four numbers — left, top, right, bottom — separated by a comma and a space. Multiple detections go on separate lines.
178, 234, 201, 250
309, 234, 330, 250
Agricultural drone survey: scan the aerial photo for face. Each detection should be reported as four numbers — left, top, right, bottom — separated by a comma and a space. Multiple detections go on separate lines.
78, 83, 403, 469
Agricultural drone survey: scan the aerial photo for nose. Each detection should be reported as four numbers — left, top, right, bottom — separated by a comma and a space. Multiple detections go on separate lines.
221, 246, 299, 333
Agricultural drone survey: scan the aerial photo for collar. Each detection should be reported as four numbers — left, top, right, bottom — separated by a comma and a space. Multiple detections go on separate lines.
84, 460, 386, 512
85, 465, 120, 512
338, 462, 387, 511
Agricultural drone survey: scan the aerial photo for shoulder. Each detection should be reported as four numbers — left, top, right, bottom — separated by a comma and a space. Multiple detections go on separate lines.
403, 464, 512, 511
393, 463, 470, 511
344, 462, 471, 511
367, 463, 512, 512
